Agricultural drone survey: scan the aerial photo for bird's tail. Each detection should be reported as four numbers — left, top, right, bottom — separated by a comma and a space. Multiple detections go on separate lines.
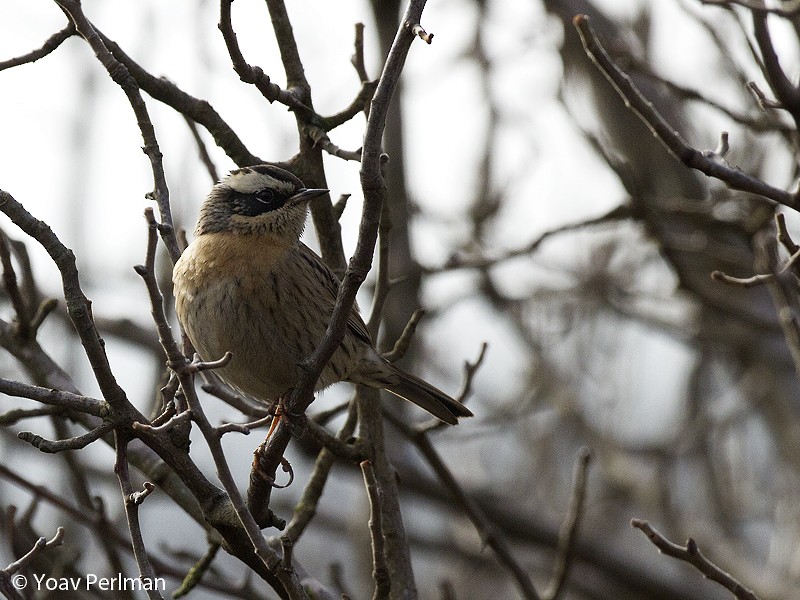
380, 363, 473, 425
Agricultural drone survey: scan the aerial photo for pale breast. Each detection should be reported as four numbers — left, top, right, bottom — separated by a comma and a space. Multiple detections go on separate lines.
173, 232, 299, 400
173, 232, 374, 403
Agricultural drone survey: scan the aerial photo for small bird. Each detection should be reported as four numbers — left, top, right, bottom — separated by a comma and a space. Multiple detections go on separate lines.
173, 164, 473, 425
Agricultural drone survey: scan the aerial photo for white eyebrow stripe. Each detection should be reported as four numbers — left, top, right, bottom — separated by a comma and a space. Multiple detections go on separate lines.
225, 170, 297, 195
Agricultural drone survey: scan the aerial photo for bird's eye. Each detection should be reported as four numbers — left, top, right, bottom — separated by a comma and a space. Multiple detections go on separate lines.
255, 189, 275, 204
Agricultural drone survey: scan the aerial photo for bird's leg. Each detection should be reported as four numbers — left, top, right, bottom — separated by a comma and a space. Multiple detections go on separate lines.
263, 398, 283, 440
252, 391, 306, 484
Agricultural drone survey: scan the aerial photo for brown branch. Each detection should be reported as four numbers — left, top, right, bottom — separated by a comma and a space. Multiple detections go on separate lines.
387, 413, 542, 600
173, 541, 220, 599
183, 115, 220, 183
55, 0, 179, 263
381, 310, 424, 362
752, 10, 800, 128
0, 23, 76, 71
0, 464, 258, 599
0, 406, 64, 425
776, 212, 800, 255
629, 63, 793, 133
410, 23, 434, 44
218, 0, 317, 123
0, 230, 31, 338
432, 204, 633, 272
700, 0, 800, 16
0, 525, 64, 586
17, 421, 114, 453
303, 418, 364, 463
747, 81, 784, 110
711, 246, 800, 287
631, 519, 760, 600
321, 80, 378, 130
0, 378, 106, 416
0, 190, 128, 407
367, 203, 394, 339
263, 0, 311, 94
361, 460, 390, 600
285, 401, 360, 542
351, 22, 370, 84
572, 15, 800, 210
114, 434, 165, 600
95, 30, 261, 167
544, 447, 592, 600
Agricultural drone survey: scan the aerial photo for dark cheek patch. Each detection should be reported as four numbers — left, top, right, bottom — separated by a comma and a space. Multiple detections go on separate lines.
231, 191, 287, 216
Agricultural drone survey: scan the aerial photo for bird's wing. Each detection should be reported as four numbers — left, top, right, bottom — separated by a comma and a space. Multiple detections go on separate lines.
297, 242, 372, 345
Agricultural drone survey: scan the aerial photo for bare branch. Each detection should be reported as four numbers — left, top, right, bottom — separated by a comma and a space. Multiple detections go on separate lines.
699, 0, 800, 17
1, 525, 65, 573
410, 23, 434, 44
173, 541, 220, 599
0, 230, 31, 339
114, 435, 165, 600
351, 22, 370, 83
218, 0, 317, 122
17, 421, 114, 453
544, 447, 592, 600
631, 519, 760, 600
711, 246, 800, 287
388, 413, 542, 600
285, 401, 359, 542
183, 115, 220, 183
0, 378, 106, 416
572, 15, 800, 210
54, 0, 178, 262
0, 190, 128, 407
0, 23, 75, 71
361, 460, 390, 600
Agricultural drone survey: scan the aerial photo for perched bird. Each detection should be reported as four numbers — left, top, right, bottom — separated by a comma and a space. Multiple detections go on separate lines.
173, 164, 473, 425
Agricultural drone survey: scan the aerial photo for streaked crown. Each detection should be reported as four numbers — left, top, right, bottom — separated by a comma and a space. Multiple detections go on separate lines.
195, 165, 326, 239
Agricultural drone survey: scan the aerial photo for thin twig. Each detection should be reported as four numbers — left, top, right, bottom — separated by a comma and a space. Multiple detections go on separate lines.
17, 420, 114, 453
381, 310, 424, 362
0, 406, 64, 426
351, 22, 370, 83
114, 434, 165, 600
711, 246, 800, 287
361, 460, 390, 600
0, 23, 76, 71
631, 519, 760, 600
776, 212, 800, 254
367, 202, 394, 338
183, 115, 220, 183
173, 541, 220, 599
0, 190, 129, 407
285, 401, 360, 542
751, 10, 800, 129
572, 15, 800, 209
55, 0, 179, 262
0, 230, 31, 338
218, 0, 317, 123
388, 414, 542, 600
544, 447, 592, 600
1, 526, 64, 572
0, 378, 107, 416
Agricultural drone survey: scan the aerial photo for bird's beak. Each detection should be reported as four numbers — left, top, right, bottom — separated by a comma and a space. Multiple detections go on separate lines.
290, 188, 329, 204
